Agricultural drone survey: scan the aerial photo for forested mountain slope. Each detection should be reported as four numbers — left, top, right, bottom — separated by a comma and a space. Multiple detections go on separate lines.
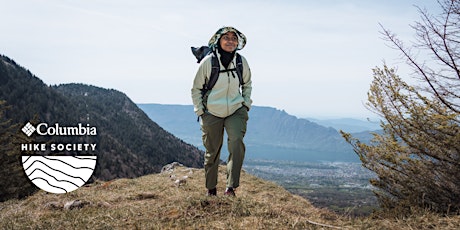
0, 54, 203, 201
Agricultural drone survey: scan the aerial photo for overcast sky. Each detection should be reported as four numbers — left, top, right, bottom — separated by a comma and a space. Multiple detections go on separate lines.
1, 0, 438, 119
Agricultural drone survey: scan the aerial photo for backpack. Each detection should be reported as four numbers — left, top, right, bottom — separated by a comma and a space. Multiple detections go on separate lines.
191, 46, 244, 98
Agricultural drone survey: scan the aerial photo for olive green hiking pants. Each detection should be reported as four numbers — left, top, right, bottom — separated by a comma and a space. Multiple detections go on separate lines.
200, 106, 248, 190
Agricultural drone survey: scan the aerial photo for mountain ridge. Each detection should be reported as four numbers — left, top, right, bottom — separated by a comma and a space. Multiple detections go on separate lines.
138, 103, 360, 162
307, 117, 381, 133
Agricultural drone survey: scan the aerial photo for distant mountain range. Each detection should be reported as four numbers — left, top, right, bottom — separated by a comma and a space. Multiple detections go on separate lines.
138, 104, 370, 162
0, 54, 203, 201
307, 117, 381, 133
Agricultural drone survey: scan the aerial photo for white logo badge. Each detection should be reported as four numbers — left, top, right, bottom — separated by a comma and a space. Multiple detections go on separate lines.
20, 121, 98, 194
22, 156, 97, 194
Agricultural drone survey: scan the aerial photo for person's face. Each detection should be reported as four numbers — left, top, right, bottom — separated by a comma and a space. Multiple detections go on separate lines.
219, 32, 238, 52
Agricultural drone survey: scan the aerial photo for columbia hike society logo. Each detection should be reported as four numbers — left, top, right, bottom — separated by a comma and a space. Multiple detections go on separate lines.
20, 121, 98, 194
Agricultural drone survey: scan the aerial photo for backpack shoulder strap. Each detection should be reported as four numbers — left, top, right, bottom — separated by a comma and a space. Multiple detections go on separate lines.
199, 52, 220, 100
235, 53, 244, 86
207, 53, 220, 91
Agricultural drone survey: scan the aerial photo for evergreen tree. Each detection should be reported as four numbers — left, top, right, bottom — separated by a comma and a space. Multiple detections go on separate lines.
342, 0, 460, 214
0, 100, 37, 201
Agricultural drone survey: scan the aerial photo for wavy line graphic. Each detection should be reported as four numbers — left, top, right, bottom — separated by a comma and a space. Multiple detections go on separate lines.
22, 156, 97, 194
30, 177, 68, 193
73, 156, 97, 160
23, 160, 94, 180
23, 158, 93, 171
26, 166, 86, 184
42, 156, 96, 169
27, 168, 83, 186
22, 156, 32, 164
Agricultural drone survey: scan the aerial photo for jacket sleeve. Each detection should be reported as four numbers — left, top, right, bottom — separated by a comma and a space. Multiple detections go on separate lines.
191, 58, 210, 116
241, 56, 253, 110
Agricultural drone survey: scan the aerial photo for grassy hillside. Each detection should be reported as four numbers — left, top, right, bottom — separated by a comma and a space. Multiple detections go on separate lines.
1, 165, 459, 229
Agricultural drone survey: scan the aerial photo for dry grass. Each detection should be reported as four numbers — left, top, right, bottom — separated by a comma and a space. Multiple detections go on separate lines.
1, 165, 459, 229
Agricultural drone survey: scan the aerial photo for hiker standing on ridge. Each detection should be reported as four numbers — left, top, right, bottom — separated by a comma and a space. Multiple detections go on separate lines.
191, 26, 252, 196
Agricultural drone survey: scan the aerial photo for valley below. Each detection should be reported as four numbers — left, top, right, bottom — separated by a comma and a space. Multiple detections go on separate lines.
243, 159, 378, 216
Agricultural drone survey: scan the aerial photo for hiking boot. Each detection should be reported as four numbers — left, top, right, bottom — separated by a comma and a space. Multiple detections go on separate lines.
224, 187, 235, 196
206, 188, 217, 196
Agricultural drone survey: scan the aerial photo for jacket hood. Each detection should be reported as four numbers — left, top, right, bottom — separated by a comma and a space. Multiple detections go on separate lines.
208, 26, 246, 51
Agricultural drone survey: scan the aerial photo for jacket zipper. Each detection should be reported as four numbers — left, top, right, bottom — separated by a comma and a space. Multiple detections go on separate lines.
227, 60, 237, 116
226, 71, 230, 116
